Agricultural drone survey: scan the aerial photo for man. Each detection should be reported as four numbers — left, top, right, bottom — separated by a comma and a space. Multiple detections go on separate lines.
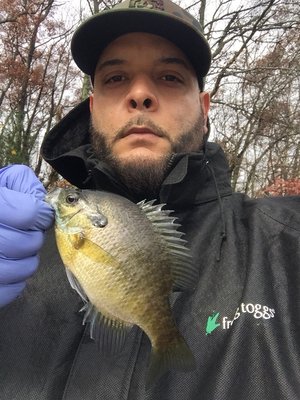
0, 0, 299, 399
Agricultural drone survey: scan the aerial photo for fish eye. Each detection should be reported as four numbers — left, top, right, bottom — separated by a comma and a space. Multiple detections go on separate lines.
66, 193, 79, 205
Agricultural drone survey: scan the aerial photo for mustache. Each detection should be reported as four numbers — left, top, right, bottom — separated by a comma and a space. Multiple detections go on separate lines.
112, 116, 171, 143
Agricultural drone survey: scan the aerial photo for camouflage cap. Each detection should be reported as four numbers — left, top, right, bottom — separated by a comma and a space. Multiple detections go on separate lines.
71, 0, 211, 85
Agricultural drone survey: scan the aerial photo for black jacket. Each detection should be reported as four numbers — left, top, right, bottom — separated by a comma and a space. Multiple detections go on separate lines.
0, 100, 299, 399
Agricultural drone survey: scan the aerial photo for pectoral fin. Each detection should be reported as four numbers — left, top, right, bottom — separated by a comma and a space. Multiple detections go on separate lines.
66, 232, 119, 268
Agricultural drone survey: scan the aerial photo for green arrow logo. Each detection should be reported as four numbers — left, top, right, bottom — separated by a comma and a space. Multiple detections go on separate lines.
206, 312, 220, 335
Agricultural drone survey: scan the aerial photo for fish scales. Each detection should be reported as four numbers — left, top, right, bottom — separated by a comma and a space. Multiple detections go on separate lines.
47, 187, 197, 387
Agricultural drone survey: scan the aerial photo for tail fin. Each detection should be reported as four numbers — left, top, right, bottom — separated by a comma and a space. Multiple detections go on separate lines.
146, 337, 196, 389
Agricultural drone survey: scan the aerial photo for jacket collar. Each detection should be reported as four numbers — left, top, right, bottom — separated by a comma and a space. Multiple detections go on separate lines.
42, 99, 232, 207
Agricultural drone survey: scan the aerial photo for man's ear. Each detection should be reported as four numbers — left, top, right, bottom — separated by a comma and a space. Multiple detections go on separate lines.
199, 92, 210, 135
89, 94, 94, 113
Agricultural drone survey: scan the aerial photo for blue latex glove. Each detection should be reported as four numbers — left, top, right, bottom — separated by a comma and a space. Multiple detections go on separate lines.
0, 165, 54, 307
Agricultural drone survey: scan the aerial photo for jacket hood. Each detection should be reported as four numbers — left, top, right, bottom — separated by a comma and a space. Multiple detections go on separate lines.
41, 99, 232, 207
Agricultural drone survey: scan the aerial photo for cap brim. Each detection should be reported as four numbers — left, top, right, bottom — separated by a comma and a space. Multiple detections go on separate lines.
71, 9, 211, 79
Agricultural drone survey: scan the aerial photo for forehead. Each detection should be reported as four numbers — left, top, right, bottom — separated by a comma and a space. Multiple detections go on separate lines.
96, 32, 194, 70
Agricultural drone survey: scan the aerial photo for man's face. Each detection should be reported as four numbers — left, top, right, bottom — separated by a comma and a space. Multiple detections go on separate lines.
90, 32, 210, 197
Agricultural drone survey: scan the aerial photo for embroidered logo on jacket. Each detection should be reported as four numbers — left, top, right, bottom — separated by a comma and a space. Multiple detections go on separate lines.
205, 312, 220, 335
205, 302, 276, 335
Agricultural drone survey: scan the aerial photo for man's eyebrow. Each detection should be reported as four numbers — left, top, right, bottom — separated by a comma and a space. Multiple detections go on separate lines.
157, 57, 191, 70
96, 59, 126, 72
95, 56, 191, 72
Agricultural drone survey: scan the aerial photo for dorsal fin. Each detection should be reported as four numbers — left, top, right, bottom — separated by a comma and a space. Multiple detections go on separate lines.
137, 200, 198, 290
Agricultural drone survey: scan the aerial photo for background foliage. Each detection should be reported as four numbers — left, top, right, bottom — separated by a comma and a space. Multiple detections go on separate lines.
0, 0, 299, 195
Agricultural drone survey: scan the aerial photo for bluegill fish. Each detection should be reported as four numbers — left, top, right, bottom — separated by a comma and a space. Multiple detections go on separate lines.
46, 188, 197, 387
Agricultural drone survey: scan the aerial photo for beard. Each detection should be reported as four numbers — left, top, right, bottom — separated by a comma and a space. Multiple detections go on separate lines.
90, 114, 205, 199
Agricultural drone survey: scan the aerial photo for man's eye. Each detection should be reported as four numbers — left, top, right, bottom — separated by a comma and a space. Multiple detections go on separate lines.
161, 75, 183, 83
105, 75, 125, 84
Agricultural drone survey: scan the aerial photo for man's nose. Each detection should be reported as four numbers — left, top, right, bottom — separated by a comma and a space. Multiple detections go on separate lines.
125, 76, 158, 112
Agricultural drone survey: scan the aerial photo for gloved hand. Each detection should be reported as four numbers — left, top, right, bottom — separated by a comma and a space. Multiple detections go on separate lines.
0, 165, 54, 307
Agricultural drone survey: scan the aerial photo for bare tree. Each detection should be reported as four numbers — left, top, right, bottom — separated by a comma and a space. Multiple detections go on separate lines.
194, 0, 300, 196
0, 0, 80, 172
